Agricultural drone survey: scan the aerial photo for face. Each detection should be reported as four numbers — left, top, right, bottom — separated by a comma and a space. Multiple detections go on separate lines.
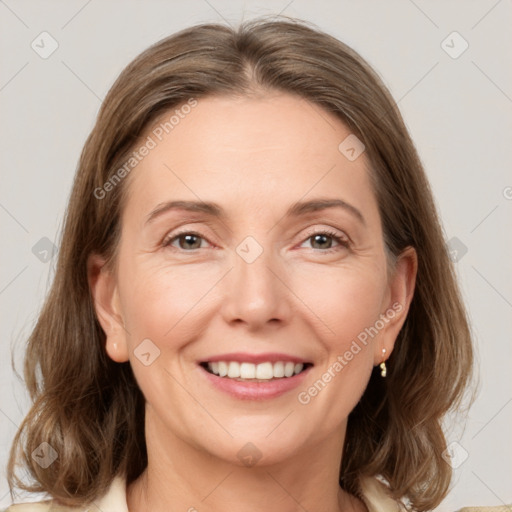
89, 92, 416, 467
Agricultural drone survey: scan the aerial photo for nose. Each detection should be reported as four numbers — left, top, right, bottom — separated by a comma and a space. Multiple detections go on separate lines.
220, 241, 292, 331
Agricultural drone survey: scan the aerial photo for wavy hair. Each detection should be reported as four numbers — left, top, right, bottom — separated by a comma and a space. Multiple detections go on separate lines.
8, 16, 474, 511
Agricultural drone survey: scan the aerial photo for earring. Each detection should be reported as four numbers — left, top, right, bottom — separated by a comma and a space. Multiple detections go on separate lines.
380, 348, 387, 378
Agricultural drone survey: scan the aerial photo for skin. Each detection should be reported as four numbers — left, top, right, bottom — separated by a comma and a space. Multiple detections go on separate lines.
88, 92, 417, 512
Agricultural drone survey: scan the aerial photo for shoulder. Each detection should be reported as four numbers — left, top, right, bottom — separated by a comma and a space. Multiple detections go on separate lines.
456, 508, 512, 512
5, 477, 510, 512
3, 476, 129, 512
358, 476, 512, 512
4, 499, 110, 511
3, 503, 73, 511
358, 475, 407, 511
3, 502, 87, 511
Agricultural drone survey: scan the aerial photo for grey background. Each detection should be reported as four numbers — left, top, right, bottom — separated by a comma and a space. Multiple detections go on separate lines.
1, 0, 511, 509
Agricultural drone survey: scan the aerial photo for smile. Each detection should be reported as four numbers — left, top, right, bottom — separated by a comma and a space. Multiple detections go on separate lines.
198, 353, 313, 400
202, 361, 312, 381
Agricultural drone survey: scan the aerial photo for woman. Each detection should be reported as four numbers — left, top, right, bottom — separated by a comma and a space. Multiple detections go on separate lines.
5, 16, 490, 512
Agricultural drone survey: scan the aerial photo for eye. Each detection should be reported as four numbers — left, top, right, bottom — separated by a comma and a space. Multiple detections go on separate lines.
162, 228, 350, 253
162, 231, 211, 251
300, 229, 350, 253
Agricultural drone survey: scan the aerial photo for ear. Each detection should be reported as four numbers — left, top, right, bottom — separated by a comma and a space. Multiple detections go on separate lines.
87, 253, 129, 363
374, 246, 418, 366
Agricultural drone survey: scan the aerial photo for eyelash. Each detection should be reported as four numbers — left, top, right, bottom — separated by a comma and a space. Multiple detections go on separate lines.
162, 228, 350, 254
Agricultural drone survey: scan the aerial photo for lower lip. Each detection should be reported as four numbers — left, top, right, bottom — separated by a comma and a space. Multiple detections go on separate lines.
199, 364, 312, 400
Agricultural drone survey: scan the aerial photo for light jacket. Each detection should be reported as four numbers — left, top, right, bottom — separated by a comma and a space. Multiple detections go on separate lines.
3, 475, 510, 511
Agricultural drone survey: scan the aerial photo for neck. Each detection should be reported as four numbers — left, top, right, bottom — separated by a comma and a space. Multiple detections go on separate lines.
126, 407, 367, 512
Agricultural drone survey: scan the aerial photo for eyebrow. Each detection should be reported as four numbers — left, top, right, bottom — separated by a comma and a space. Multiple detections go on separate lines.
144, 198, 366, 226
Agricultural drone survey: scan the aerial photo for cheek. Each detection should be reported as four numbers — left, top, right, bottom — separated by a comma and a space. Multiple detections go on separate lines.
293, 263, 387, 347
116, 261, 216, 405
293, 264, 385, 407
119, 260, 219, 343
120, 251, 387, 358
293, 268, 383, 428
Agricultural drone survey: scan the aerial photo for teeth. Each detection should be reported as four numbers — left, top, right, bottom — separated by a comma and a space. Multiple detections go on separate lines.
284, 362, 295, 377
227, 361, 240, 378
218, 361, 228, 377
240, 362, 256, 379
256, 362, 273, 379
273, 361, 285, 378
206, 361, 306, 380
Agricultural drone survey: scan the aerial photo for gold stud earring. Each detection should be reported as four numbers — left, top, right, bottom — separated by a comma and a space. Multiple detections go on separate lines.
380, 348, 387, 378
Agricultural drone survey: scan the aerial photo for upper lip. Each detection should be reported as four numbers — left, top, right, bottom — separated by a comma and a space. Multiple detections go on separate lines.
200, 352, 313, 365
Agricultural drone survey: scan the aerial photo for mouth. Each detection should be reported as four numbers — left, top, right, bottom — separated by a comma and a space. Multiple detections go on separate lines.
197, 352, 314, 400
200, 360, 313, 382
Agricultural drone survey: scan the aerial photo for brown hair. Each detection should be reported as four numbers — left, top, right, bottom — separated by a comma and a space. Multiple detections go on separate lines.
8, 15, 474, 511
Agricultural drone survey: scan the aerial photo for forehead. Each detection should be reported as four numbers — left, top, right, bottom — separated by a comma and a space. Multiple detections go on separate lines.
121, 93, 378, 225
